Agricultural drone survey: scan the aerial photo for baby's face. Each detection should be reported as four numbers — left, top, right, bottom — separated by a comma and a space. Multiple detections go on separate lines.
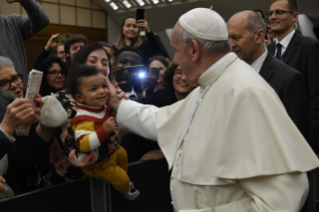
76, 74, 109, 107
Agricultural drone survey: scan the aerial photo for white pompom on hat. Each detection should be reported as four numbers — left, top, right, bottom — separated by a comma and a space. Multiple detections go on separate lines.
178, 7, 228, 41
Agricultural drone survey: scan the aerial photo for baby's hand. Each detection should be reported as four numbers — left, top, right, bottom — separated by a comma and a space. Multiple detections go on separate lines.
102, 117, 118, 134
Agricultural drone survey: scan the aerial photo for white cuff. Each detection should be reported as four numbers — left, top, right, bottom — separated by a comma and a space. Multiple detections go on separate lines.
0, 126, 16, 143
15, 125, 31, 136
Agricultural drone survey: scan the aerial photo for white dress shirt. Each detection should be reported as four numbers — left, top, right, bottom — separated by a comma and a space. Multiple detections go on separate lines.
274, 30, 295, 57
251, 49, 268, 73
124, 87, 138, 98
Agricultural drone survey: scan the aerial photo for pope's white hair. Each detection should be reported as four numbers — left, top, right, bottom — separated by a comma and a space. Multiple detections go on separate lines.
178, 25, 231, 56
0, 56, 15, 71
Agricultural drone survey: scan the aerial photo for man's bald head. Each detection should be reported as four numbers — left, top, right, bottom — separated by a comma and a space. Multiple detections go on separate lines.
227, 11, 266, 65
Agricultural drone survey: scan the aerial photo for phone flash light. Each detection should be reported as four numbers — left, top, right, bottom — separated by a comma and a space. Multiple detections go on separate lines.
138, 72, 146, 78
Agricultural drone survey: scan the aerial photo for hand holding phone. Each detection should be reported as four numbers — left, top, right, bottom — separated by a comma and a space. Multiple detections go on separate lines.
136, 8, 150, 33
25, 70, 43, 107
57, 34, 70, 44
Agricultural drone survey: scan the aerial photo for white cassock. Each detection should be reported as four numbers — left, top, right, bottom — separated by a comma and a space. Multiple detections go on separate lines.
117, 53, 319, 212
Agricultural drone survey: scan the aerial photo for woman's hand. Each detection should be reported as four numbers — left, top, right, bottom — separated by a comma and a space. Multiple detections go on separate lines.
18, 94, 44, 130
33, 94, 44, 123
136, 13, 150, 33
140, 149, 165, 161
0, 176, 7, 197
0, 98, 35, 136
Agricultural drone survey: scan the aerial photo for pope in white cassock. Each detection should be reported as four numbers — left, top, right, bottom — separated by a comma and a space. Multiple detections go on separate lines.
106, 8, 319, 212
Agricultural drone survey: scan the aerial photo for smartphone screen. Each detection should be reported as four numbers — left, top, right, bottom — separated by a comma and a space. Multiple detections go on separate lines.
149, 66, 161, 79
136, 8, 145, 21
57, 34, 70, 43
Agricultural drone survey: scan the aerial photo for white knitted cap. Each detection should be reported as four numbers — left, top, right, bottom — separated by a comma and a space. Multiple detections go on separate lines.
178, 7, 228, 41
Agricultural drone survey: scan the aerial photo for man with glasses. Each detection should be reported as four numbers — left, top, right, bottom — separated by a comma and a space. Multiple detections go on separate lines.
227, 11, 309, 146
267, 0, 319, 155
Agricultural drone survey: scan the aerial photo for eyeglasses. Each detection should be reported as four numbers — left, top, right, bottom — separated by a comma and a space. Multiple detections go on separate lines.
48, 70, 66, 78
266, 10, 295, 18
0, 74, 23, 90
174, 68, 184, 78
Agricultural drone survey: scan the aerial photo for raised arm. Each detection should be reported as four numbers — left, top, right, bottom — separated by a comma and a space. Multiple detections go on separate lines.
117, 99, 158, 141
11, 0, 50, 40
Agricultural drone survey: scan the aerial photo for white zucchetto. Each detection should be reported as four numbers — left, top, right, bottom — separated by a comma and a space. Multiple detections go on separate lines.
179, 7, 228, 41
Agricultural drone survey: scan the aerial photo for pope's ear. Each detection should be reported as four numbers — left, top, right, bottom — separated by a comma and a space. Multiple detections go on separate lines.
189, 39, 200, 62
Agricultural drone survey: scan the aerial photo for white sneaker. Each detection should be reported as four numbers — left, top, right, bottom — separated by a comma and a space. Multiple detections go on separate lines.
122, 181, 140, 200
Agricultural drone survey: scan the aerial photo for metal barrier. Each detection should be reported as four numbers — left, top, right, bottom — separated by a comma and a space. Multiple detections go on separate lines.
0, 177, 112, 212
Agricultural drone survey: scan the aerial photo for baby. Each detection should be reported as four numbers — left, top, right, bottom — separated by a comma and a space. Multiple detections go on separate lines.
69, 64, 139, 200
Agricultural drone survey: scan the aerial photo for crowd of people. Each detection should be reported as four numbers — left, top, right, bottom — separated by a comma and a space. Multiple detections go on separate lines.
0, 0, 319, 211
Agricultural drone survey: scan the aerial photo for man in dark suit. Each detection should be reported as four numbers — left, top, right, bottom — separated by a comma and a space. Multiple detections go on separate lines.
267, 0, 319, 153
227, 10, 309, 143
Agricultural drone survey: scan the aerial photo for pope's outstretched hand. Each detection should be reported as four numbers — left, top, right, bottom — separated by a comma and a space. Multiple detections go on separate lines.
106, 78, 129, 111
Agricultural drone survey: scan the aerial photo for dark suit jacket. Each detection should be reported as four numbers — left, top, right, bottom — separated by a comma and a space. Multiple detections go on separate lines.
260, 53, 310, 146
268, 32, 319, 153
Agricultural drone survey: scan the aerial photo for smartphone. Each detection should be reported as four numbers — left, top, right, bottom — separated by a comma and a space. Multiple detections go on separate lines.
0, 88, 16, 103
149, 66, 161, 79
115, 65, 146, 83
136, 8, 145, 21
25, 70, 43, 106
57, 34, 70, 43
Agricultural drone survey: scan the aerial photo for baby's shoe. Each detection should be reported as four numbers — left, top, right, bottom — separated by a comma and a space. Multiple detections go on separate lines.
122, 181, 140, 200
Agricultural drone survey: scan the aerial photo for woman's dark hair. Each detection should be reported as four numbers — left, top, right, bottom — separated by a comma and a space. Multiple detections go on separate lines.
69, 43, 111, 80
114, 16, 142, 50
36, 56, 67, 96
162, 61, 178, 91
67, 64, 101, 99
252, 9, 265, 21
149, 56, 169, 68
99, 42, 115, 56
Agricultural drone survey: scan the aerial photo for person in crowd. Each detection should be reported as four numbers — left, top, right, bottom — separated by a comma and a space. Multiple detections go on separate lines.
0, 56, 55, 197
112, 47, 144, 98
64, 34, 89, 65
99, 42, 116, 68
227, 11, 309, 143
252, 8, 265, 20
267, 0, 319, 154
34, 34, 67, 68
122, 62, 195, 162
106, 8, 319, 211
40, 43, 113, 184
148, 56, 169, 93
36, 56, 67, 97
265, 24, 277, 45
68, 64, 139, 200
0, 0, 50, 90
113, 15, 160, 66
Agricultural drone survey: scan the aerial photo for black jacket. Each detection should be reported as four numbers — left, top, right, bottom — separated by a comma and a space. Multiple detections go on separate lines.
113, 31, 160, 66
268, 32, 319, 153
260, 53, 309, 145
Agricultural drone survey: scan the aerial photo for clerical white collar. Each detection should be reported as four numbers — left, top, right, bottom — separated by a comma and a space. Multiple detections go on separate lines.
125, 87, 137, 98
251, 48, 268, 73
275, 29, 295, 50
198, 52, 235, 87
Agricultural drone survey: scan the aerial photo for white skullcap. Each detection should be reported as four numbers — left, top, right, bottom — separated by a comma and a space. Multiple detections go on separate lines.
178, 7, 228, 41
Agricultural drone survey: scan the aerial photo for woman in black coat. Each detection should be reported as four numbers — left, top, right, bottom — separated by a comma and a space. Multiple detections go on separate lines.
113, 15, 160, 66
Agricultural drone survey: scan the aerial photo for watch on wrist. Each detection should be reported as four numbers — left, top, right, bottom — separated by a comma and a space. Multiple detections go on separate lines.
39, 122, 55, 133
